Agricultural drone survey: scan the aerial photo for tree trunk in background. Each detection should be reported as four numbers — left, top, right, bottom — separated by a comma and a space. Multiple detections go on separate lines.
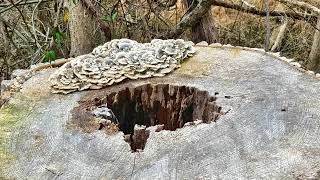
68, 1, 104, 57
306, 16, 320, 72
0, 20, 10, 80
185, 0, 217, 44
0, 21, 6, 81
38, 2, 52, 34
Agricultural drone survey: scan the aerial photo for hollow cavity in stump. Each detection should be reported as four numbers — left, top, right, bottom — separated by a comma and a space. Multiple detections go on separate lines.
70, 84, 223, 152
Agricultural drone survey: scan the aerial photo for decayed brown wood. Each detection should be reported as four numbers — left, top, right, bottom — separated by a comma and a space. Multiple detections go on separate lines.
69, 84, 222, 133
69, 83, 223, 151
130, 125, 150, 152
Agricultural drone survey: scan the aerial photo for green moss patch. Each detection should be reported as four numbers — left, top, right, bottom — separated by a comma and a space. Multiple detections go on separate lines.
0, 95, 37, 175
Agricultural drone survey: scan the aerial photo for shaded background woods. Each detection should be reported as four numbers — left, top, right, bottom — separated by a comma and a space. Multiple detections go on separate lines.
1, 0, 320, 82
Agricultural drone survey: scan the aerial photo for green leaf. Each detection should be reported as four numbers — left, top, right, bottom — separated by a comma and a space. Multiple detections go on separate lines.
102, 11, 118, 22
111, 11, 118, 22
55, 32, 63, 47
44, 50, 57, 62
71, 0, 79, 5
101, 15, 112, 22
52, 27, 64, 48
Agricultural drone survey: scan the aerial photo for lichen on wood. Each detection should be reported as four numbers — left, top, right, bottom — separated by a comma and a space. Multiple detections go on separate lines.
0, 96, 36, 175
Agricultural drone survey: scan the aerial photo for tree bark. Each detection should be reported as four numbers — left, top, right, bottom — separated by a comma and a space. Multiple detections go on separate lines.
0, 20, 11, 80
186, 0, 217, 43
68, 1, 104, 57
306, 16, 320, 72
0, 21, 6, 81
191, 7, 217, 43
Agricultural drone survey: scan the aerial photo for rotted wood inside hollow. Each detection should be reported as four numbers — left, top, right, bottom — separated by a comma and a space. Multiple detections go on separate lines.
105, 84, 222, 134
70, 83, 223, 151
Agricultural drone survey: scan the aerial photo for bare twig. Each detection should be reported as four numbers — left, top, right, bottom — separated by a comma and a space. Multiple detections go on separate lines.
120, 0, 131, 38
160, 0, 318, 39
276, 0, 320, 15
31, 0, 43, 53
264, 0, 271, 51
53, 0, 63, 27
48, 0, 63, 50
8, 0, 36, 48
81, 0, 111, 40
0, 16, 33, 51
147, 0, 170, 27
158, 0, 213, 38
0, 0, 23, 14
0, 0, 50, 7
152, 0, 177, 8
225, 2, 243, 44
0, 0, 51, 14
212, 0, 317, 21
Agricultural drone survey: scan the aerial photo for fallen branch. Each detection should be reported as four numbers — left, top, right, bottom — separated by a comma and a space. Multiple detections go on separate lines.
276, 0, 320, 15
30, 58, 71, 72
212, 0, 316, 21
160, 0, 317, 39
158, 0, 214, 38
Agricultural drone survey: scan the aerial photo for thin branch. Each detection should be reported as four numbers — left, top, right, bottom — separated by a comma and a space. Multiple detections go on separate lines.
0, 0, 51, 14
0, 16, 33, 51
0, 0, 23, 14
158, 0, 214, 38
81, 0, 111, 40
120, 0, 131, 38
264, 0, 271, 51
31, 0, 43, 54
53, 0, 63, 27
0, 0, 50, 7
48, 0, 63, 50
225, 2, 243, 44
212, 0, 317, 21
8, 0, 36, 49
147, 0, 170, 27
276, 0, 320, 15
152, 0, 177, 8
160, 0, 318, 39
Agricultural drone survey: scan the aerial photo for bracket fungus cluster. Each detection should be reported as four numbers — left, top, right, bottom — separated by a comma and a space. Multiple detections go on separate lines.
50, 39, 196, 94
